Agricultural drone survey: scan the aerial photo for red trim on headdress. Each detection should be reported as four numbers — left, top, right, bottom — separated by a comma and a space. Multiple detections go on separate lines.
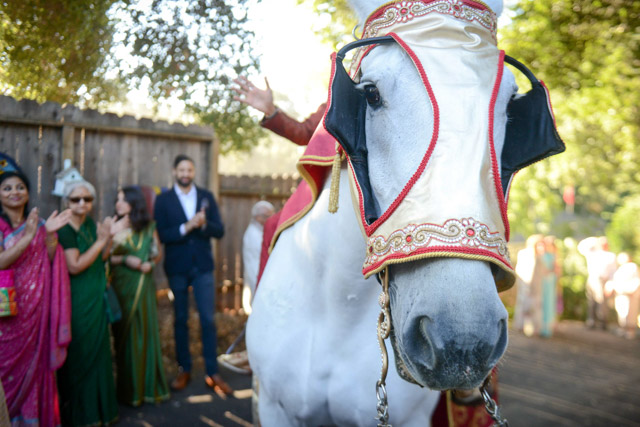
489, 50, 510, 241
363, 32, 440, 237
363, 245, 512, 277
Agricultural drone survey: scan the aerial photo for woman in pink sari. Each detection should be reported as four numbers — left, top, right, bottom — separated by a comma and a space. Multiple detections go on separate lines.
0, 169, 72, 426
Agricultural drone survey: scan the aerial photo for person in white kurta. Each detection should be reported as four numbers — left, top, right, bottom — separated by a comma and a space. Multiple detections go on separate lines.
605, 253, 640, 338
242, 201, 275, 314
513, 235, 543, 334
578, 236, 617, 329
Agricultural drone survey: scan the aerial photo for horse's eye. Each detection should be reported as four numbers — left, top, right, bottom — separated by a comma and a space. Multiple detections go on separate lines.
364, 84, 382, 107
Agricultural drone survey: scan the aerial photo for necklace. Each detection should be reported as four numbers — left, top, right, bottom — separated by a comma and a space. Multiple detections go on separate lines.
126, 227, 148, 252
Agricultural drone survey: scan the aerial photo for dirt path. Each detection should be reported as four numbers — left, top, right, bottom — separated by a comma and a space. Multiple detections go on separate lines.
500, 321, 640, 426
117, 319, 639, 426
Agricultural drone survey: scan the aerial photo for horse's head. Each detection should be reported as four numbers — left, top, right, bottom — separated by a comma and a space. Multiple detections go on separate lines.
326, 0, 564, 390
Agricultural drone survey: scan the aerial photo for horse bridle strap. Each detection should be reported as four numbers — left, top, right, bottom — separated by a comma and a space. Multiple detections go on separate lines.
375, 269, 392, 426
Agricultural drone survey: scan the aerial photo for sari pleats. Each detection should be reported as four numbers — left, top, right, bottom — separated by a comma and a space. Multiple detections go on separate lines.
0, 218, 70, 427
57, 218, 118, 426
111, 224, 169, 406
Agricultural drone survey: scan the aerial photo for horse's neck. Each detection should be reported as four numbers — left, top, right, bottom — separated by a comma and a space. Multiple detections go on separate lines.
305, 167, 379, 324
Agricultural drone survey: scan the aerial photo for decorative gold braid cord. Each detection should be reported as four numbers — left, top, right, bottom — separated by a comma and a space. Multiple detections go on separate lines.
328, 142, 343, 213
376, 269, 392, 426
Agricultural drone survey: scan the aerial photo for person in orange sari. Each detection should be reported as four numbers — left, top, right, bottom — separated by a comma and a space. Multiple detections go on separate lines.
0, 166, 72, 426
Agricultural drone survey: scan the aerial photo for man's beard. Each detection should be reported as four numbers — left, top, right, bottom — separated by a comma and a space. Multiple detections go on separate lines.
177, 177, 193, 188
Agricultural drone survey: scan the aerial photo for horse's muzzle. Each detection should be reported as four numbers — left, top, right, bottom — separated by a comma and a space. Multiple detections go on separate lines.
395, 314, 508, 390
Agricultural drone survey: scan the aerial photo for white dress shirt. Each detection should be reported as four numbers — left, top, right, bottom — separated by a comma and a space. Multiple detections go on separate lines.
175, 184, 197, 236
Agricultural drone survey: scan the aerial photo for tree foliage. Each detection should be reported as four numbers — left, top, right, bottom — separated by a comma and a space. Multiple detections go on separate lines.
0, 0, 261, 153
607, 194, 640, 260
500, 0, 640, 241
298, 0, 357, 48
0, 1, 121, 104
114, 0, 262, 152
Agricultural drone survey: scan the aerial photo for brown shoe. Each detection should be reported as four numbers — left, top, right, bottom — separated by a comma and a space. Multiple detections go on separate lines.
205, 374, 233, 395
171, 371, 191, 391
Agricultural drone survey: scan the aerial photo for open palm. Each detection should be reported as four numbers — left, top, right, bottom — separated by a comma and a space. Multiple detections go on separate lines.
233, 76, 275, 115
45, 209, 71, 233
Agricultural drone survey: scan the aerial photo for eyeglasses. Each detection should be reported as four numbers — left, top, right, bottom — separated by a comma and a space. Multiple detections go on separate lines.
69, 196, 94, 203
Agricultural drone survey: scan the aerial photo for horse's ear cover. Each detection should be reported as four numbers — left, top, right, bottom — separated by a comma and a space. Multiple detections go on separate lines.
501, 56, 566, 195
326, 44, 564, 218
325, 51, 376, 224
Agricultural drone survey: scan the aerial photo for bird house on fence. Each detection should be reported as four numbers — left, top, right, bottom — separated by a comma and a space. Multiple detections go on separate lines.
52, 159, 83, 197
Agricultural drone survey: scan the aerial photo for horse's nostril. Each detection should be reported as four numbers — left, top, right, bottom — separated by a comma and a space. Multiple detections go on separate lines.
417, 316, 436, 370
487, 318, 508, 368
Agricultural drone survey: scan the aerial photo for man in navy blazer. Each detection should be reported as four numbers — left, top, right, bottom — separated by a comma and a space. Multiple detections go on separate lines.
154, 154, 231, 394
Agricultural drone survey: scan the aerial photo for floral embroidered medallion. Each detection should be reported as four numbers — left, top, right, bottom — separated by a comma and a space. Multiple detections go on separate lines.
364, 218, 509, 269
362, 0, 497, 40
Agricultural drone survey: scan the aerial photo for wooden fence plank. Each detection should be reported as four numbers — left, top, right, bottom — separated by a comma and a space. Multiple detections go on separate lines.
214, 174, 298, 313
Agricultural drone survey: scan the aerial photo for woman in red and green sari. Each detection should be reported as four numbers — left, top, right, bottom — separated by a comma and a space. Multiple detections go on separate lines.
57, 180, 119, 426
0, 169, 72, 426
109, 186, 169, 406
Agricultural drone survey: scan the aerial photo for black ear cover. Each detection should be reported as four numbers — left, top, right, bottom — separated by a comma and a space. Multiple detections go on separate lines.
501, 56, 565, 194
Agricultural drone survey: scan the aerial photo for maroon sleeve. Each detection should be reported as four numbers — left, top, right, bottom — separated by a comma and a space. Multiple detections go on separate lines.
261, 103, 327, 146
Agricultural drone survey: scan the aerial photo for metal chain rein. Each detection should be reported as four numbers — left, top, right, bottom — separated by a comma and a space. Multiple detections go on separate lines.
376, 270, 508, 427
480, 376, 509, 427
375, 269, 392, 427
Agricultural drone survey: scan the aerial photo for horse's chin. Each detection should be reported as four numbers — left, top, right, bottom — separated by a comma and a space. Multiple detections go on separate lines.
389, 326, 493, 391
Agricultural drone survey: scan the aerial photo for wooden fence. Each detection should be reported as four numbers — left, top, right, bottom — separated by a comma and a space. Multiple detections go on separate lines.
215, 174, 299, 313
0, 95, 217, 303
0, 95, 218, 214
0, 95, 300, 313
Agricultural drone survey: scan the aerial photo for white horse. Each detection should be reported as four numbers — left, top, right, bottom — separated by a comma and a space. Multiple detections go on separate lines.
247, 0, 519, 425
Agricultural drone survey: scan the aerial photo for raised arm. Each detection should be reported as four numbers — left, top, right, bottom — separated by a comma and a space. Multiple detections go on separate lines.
233, 75, 325, 146
0, 208, 38, 269
64, 219, 110, 275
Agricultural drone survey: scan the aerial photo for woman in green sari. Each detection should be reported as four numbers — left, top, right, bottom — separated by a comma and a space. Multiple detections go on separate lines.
109, 186, 169, 406
57, 180, 119, 426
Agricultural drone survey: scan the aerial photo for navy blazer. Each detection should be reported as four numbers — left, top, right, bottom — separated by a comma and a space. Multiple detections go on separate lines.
154, 186, 224, 276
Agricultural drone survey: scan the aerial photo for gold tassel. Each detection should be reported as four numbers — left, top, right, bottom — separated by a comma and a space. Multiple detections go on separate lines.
328, 143, 343, 213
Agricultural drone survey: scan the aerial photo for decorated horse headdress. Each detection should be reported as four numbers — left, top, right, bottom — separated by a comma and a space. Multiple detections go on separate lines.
324, 0, 564, 291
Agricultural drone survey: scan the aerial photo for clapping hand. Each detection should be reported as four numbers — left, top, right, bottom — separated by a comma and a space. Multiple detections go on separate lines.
126, 255, 142, 270
194, 207, 207, 228
111, 215, 130, 236
97, 217, 113, 242
140, 262, 152, 274
186, 208, 206, 233
45, 209, 72, 234
23, 207, 40, 239
233, 76, 277, 116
